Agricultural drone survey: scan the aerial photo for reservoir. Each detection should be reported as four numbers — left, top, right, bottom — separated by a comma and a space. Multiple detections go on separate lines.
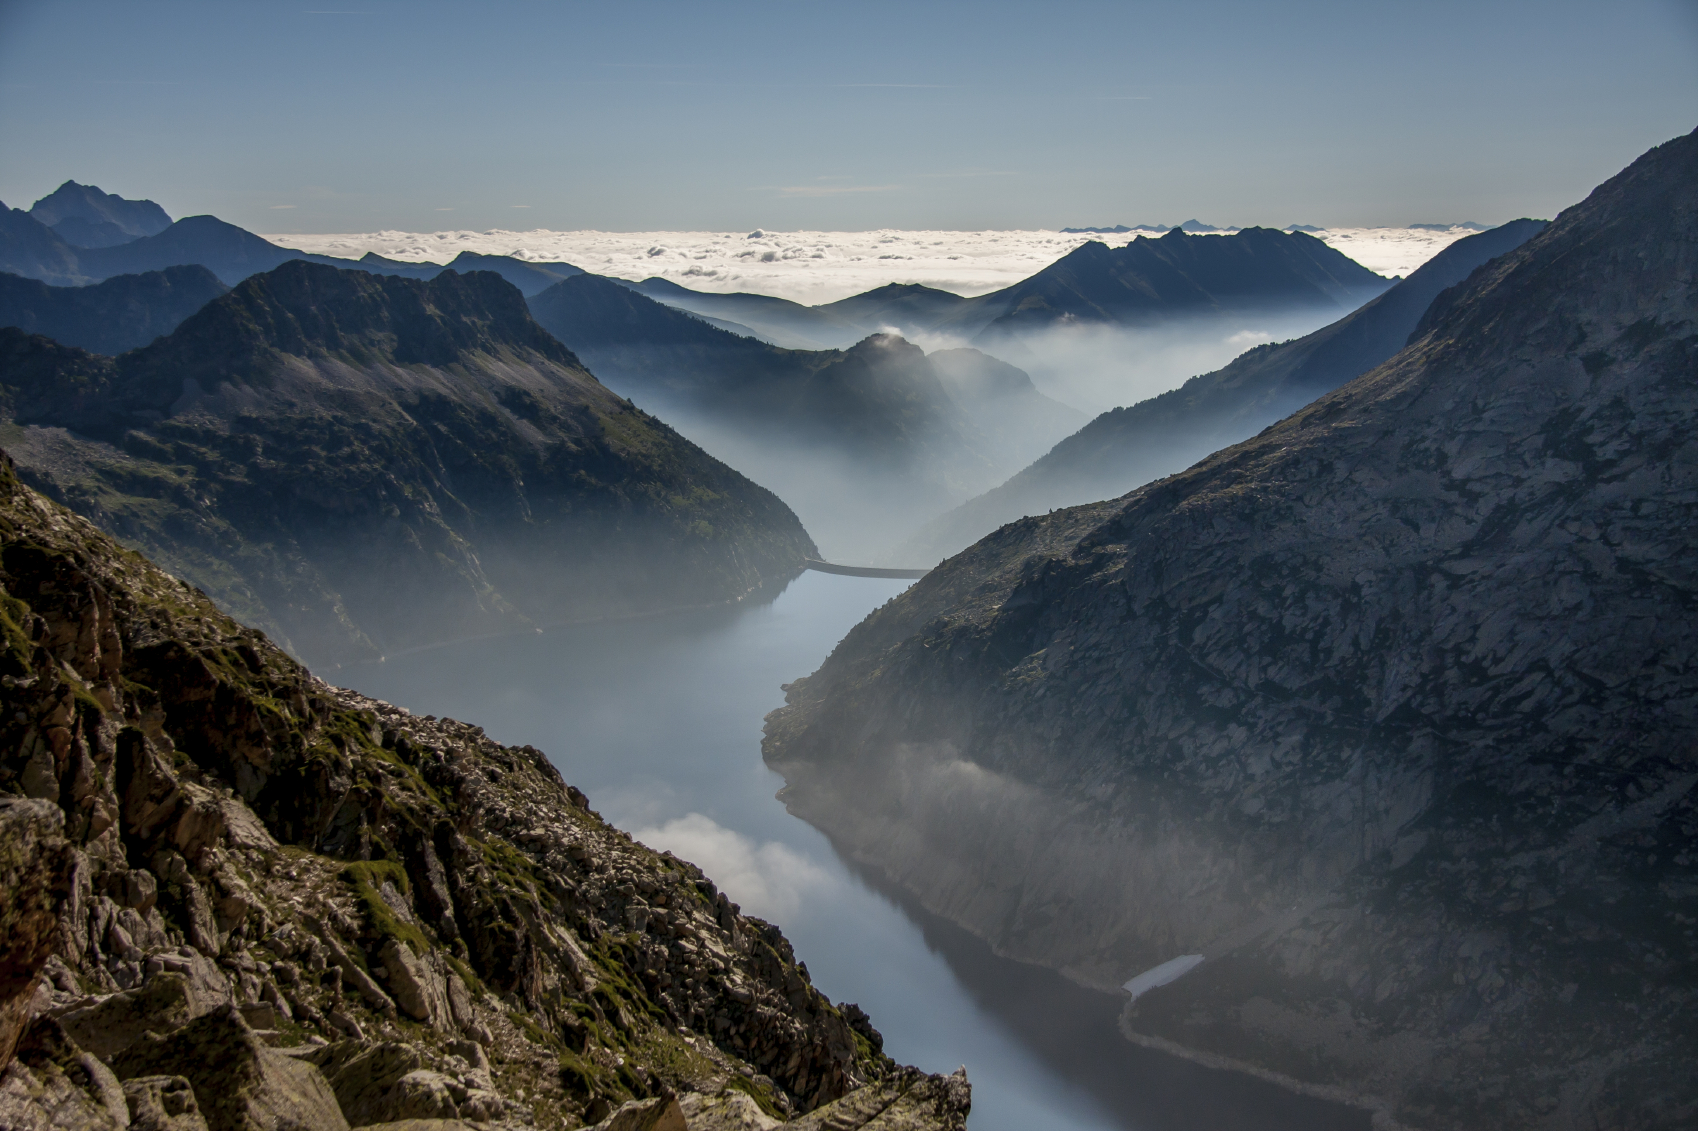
346, 571, 1368, 1131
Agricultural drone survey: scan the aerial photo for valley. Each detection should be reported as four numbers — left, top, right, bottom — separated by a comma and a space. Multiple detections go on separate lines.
1, 79, 1691, 1130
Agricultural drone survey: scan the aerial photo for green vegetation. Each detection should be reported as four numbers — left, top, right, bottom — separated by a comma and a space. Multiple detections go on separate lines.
341, 860, 430, 954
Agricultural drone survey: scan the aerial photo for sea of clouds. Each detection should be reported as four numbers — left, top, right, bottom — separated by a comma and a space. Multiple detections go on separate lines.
267, 225, 1481, 306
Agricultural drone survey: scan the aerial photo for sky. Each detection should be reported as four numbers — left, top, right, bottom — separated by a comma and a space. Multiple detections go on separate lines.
1, 0, 1695, 235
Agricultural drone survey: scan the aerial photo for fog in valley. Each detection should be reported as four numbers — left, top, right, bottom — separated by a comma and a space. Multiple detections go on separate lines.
621, 303, 1351, 563
345, 572, 1371, 1131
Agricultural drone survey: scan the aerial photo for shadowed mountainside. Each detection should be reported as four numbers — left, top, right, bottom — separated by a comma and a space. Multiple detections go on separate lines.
0, 266, 229, 356
0, 449, 969, 1130
894, 219, 1549, 565
762, 130, 1698, 1130
0, 260, 815, 666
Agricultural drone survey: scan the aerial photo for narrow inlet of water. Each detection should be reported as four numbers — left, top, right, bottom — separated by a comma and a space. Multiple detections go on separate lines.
344, 571, 1368, 1131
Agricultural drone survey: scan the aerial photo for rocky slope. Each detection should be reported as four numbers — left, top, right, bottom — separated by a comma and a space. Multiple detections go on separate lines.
0, 267, 229, 355
763, 130, 1698, 1130
0, 450, 969, 1131
895, 219, 1548, 565
0, 260, 815, 666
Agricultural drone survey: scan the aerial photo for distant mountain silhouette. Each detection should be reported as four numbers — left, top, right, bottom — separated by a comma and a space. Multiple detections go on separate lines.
634, 227, 1392, 350
0, 187, 587, 294
0, 204, 85, 286
356, 251, 586, 295
971, 226, 1391, 338
529, 273, 1081, 556
624, 277, 865, 349
0, 265, 227, 355
73, 214, 342, 284
893, 218, 1548, 564
0, 260, 813, 663
26, 180, 172, 248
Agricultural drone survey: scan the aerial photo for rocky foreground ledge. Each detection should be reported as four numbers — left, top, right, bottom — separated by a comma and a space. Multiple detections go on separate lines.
0, 448, 968, 1131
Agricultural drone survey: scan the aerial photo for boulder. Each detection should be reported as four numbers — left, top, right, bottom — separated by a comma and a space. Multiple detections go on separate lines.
307, 1042, 455, 1126
59, 972, 225, 1059
0, 798, 73, 1070
124, 1076, 210, 1131
376, 941, 447, 1027
112, 1006, 348, 1131
0, 1017, 127, 1131
347, 1123, 477, 1131
589, 1095, 686, 1131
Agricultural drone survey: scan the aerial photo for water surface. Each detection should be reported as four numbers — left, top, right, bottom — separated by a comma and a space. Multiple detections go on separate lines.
346, 572, 1367, 1131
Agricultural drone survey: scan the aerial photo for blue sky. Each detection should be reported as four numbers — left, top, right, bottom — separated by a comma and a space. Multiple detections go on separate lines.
2, 0, 1694, 233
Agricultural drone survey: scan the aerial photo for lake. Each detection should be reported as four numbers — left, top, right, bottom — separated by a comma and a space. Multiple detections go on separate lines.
345, 571, 1368, 1131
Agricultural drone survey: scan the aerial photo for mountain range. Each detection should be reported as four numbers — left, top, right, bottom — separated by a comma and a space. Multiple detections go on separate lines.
1, 186, 586, 295
894, 217, 1549, 565
527, 273, 1083, 556
762, 129, 1698, 1130
0, 266, 229, 355
0, 260, 814, 665
630, 227, 1392, 351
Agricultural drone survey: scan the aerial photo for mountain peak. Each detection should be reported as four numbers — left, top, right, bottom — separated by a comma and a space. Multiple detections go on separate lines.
26, 180, 172, 248
158, 259, 579, 375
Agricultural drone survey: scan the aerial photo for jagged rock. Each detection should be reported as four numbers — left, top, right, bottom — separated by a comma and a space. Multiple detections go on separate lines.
123, 1076, 210, 1131
59, 973, 224, 1059
306, 1042, 462, 1126
680, 1068, 971, 1131
376, 942, 446, 1028
586, 1095, 685, 1131
112, 1007, 347, 1131
347, 1123, 476, 1131
0, 798, 73, 1070
0, 1018, 127, 1131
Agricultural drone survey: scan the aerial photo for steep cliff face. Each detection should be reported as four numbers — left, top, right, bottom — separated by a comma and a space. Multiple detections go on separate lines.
0, 450, 967, 1130
0, 260, 815, 665
763, 131, 1698, 1130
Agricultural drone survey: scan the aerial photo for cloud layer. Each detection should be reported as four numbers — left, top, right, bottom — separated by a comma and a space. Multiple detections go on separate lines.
632, 812, 832, 923
265, 225, 1480, 306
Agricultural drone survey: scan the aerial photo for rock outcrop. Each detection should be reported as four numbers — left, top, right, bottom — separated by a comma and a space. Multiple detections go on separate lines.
0, 260, 816, 665
0, 449, 966, 1129
763, 130, 1698, 1129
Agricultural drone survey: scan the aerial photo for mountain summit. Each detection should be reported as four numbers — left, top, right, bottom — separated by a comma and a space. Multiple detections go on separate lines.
1, 260, 815, 664
26, 179, 172, 248
763, 130, 1698, 1129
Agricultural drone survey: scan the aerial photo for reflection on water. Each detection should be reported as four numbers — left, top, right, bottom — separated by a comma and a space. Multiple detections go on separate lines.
345, 572, 1367, 1131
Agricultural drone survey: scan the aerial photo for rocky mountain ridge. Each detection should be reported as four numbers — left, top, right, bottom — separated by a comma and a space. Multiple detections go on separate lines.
893, 219, 1549, 565
0, 260, 815, 666
0, 267, 229, 356
631, 227, 1391, 352
0, 448, 969, 1131
762, 130, 1698, 1130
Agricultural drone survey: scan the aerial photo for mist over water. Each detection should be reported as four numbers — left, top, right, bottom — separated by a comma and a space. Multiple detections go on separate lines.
918, 308, 1352, 414
344, 572, 1368, 1130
